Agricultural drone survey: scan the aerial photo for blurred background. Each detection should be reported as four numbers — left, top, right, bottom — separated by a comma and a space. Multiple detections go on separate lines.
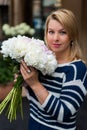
0, 0, 87, 130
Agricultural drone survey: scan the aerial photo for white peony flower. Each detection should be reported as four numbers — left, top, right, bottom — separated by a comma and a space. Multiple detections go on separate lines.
0, 35, 58, 121
1, 35, 58, 75
2, 23, 35, 36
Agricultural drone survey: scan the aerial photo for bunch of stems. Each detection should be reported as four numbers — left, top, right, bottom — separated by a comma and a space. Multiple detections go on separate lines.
0, 75, 23, 122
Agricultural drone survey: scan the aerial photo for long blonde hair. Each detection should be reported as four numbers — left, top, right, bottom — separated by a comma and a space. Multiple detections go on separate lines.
44, 9, 83, 61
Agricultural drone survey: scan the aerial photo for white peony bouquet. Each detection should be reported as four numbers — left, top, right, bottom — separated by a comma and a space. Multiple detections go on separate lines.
0, 35, 57, 122
2, 22, 35, 37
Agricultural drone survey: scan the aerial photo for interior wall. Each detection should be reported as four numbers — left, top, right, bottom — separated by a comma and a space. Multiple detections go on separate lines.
62, 0, 87, 62
81, 0, 87, 62
62, 0, 82, 33
13, 0, 25, 25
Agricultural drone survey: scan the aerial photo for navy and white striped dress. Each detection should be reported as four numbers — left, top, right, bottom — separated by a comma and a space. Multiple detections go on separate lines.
27, 60, 87, 130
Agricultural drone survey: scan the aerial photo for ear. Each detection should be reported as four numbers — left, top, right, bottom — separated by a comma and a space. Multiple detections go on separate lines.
70, 41, 73, 46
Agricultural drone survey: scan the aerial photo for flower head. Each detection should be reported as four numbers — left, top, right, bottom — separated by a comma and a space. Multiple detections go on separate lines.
1, 35, 57, 75
0, 35, 58, 121
2, 23, 35, 36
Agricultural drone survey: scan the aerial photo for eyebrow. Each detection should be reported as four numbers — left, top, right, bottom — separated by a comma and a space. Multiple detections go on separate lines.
48, 27, 65, 31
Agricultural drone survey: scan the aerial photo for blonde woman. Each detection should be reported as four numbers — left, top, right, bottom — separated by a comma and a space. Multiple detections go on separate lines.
20, 9, 87, 130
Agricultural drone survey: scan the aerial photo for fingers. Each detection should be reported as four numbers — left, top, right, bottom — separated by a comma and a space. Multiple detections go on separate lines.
20, 60, 38, 86
21, 60, 31, 73
20, 61, 33, 78
14, 73, 18, 82
20, 63, 28, 76
20, 60, 38, 81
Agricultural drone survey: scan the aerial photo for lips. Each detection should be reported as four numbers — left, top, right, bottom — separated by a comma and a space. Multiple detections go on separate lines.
52, 43, 61, 48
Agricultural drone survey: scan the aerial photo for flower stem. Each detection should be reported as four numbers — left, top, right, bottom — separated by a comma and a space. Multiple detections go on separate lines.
0, 75, 23, 122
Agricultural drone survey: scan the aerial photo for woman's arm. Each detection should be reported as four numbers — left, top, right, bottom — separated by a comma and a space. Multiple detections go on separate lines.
20, 60, 49, 104
20, 60, 87, 122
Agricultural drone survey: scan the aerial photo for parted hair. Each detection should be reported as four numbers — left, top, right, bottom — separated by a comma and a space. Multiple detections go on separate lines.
44, 9, 83, 61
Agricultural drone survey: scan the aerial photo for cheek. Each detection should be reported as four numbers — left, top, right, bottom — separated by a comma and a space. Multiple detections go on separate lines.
62, 36, 71, 45
63, 41, 71, 50
46, 34, 52, 43
46, 35, 52, 49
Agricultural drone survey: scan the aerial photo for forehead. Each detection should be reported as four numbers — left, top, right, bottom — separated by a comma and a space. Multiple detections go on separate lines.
48, 19, 64, 30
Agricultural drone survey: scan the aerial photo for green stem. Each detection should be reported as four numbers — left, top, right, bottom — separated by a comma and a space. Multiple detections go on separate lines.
0, 75, 23, 122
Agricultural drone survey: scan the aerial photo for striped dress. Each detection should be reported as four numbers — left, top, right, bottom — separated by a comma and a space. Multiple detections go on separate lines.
27, 60, 87, 130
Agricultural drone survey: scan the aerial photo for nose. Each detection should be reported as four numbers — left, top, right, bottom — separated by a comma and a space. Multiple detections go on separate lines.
53, 33, 59, 41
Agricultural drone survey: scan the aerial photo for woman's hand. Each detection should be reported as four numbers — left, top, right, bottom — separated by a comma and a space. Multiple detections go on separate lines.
20, 60, 49, 104
20, 60, 39, 89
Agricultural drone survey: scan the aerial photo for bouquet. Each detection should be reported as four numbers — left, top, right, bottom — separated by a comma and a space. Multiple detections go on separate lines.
2, 22, 35, 37
0, 35, 57, 122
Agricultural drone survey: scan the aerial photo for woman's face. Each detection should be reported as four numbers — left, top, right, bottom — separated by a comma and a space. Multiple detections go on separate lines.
46, 19, 71, 57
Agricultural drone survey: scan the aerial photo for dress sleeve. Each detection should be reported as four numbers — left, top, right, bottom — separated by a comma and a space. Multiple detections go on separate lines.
41, 64, 87, 122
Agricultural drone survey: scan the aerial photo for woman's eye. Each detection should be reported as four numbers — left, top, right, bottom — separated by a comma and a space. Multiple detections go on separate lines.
60, 31, 67, 35
48, 31, 54, 34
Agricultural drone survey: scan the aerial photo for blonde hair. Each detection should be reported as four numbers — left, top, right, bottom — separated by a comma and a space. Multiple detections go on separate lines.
44, 9, 83, 61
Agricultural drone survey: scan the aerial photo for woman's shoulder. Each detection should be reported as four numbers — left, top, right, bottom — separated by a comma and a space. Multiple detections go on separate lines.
70, 59, 87, 72
67, 60, 87, 81
57, 59, 86, 71
56, 59, 87, 81
60, 59, 87, 70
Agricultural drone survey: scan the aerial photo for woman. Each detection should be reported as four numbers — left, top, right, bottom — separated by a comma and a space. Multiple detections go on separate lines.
20, 9, 87, 130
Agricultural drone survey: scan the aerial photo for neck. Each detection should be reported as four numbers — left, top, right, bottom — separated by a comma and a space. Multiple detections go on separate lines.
55, 49, 72, 64
55, 53, 72, 64
57, 57, 71, 64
